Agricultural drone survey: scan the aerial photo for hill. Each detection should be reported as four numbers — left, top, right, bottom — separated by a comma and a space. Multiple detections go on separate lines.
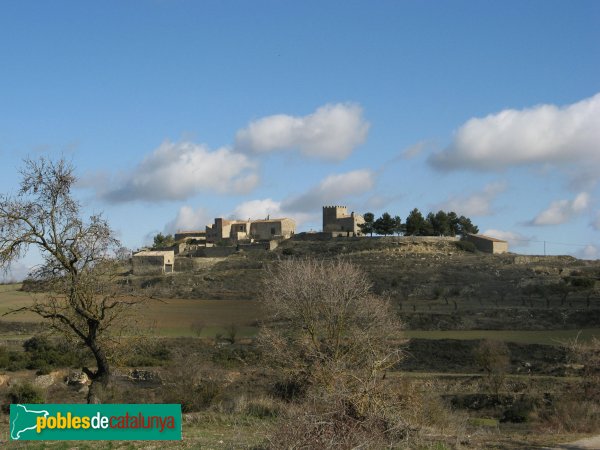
127, 236, 600, 332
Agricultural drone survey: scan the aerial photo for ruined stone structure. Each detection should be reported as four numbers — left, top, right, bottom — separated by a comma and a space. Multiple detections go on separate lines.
205, 217, 296, 243
132, 250, 175, 275
174, 231, 206, 242
465, 234, 509, 254
322, 206, 365, 237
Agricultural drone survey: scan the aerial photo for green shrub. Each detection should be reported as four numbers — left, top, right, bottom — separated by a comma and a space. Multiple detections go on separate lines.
4, 382, 45, 411
21, 335, 82, 371
7, 351, 29, 371
23, 335, 52, 353
0, 346, 9, 367
124, 341, 171, 367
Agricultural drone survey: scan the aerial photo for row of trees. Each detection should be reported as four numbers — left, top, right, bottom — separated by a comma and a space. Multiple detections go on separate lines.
359, 209, 479, 236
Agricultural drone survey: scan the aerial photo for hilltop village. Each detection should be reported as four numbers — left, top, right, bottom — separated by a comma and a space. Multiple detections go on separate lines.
132, 206, 508, 275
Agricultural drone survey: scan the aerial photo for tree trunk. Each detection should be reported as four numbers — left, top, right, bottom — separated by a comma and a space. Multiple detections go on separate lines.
83, 340, 111, 404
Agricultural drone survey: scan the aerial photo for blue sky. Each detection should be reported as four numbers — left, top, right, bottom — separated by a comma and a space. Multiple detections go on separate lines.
1, 1, 599, 279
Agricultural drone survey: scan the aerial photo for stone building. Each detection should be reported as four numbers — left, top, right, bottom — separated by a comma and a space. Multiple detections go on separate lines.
205, 217, 296, 243
322, 206, 365, 237
465, 234, 509, 254
174, 231, 206, 242
132, 250, 175, 275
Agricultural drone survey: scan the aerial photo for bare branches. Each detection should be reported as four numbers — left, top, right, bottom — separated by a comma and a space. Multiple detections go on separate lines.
260, 258, 404, 390
1, 157, 141, 402
261, 259, 410, 447
1, 157, 118, 278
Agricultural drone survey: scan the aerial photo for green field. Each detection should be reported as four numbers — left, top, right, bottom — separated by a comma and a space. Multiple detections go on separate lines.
0, 284, 43, 322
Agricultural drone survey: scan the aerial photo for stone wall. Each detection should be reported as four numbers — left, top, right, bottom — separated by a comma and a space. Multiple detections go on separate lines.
133, 255, 165, 275
193, 246, 238, 258
175, 256, 224, 271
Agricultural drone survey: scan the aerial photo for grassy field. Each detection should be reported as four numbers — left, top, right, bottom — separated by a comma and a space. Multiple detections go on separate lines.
0, 284, 43, 322
0, 283, 264, 337
403, 328, 600, 345
2, 283, 599, 344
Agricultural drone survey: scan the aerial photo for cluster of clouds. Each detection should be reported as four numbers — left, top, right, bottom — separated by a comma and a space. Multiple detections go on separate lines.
96, 103, 369, 204
163, 169, 375, 233
100, 142, 258, 202
235, 103, 369, 161
429, 92, 600, 178
428, 92, 599, 236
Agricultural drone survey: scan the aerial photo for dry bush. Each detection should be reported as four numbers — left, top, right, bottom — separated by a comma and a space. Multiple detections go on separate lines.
213, 394, 284, 419
269, 384, 466, 450
259, 259, 429, 448
260, 259, 404, 391
539, 399, 600, 433
565, 336, 600, 401
268, 397, 402, 449
159, 356, 223, 412
474, 340, 510, 396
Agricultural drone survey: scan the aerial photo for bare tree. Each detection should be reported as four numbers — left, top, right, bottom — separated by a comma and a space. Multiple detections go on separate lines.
0, 157, 142, 403
259, 258, 405, 447
474, 339, 510, 396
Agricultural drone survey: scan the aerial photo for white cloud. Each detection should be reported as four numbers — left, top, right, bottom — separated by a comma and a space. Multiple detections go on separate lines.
231, 198, 283, 221
234, 103, 370, 161
164, 206, 212, 234
1, 262, 31, 282
282, 169, 376, 213
578, 244, 600, 260
429, 93, 600, 176
101, 141, 259, 202
207, 169, 376, 232
164, 169, 376, 233
483, 229, 531, 248
436, 181, 506, 217
530, 192, 590, 226
229, 198, 319, 228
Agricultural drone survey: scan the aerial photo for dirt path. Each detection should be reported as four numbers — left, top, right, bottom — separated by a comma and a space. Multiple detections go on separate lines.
554, 435, 600, 449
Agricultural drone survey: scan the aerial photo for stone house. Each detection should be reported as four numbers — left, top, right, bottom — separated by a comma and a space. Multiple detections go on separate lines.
132, 250, 175, 275
205, 217, 296, 243
465, 234, 509, 254
322, 206, 365, 237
